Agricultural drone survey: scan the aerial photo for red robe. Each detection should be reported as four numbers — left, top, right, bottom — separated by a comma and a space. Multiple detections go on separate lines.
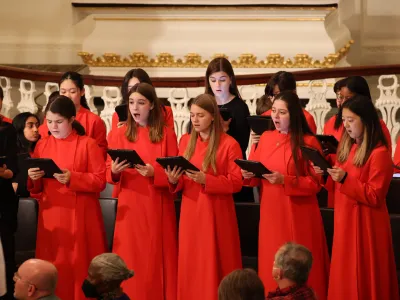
328, 144, 398, 300
172, 133, 242, 300
262, 108, 317, 134
392, 137, 400, 172
245, 130, 330, 300
28, 131, 107, 300
111, 105, 174, 131
110, 106, 174, 198
106, 125, 178, 300
323, 115, 392, 206
39, 107, 108, 158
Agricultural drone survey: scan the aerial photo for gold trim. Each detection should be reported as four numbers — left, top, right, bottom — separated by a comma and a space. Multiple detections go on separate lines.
93, 17, 325, 21
78, 40, 353, 68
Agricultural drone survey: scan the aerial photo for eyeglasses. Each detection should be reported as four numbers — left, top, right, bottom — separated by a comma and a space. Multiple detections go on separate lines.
336, 94, 352, 101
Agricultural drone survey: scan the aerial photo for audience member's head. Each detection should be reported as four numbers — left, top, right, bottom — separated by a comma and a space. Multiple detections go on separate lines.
218, 268, 265, 300
272, 242, 313, 287
14, 259, 58, 300
82, 253, 134, 299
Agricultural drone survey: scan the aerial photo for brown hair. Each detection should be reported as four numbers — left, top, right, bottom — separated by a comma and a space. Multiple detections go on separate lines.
256, 95, 272, 115
184, 94, 223, 173
125, 83, 165, 143
205, 57, 242, 99
218, 269, 265, 300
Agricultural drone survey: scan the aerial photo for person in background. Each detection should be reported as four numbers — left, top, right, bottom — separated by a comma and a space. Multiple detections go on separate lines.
166, 94, 242, 300
0, 87, 12, 124
107, 83, 178, 300
218, 269, 265, 300
241, 91, 329, 300
82, 253, 134, 300
205, 57, 253, 202
325, 95, 398, 300
111, 68, 174, 130
28, 96, 107, 300
256, 94, 273, 116
13, 259, 59, 300
0, 113, 18, 300
251, 71, 317, 145
266, 242, 316, 300
12, 113, 40, 197
38, 72, 108, 158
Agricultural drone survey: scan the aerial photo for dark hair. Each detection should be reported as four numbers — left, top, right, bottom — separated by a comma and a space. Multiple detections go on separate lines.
345, 76, 372, 99
46, 95, 85, 136
337, 95, 388, 166
205, 57, 242, 99
121, 68, 153, 105
273, 91, 314, 177
59, 72, 90, 110
218, 269, 265, 300
265, 71, 296, 97
44, 91, 60, 114
12, 112, 40, 154
125, 83, 165, 143
186, 98, 194, 134
333, 78, 348, 130
0, 86, 3, 100
256, 95, 272, 115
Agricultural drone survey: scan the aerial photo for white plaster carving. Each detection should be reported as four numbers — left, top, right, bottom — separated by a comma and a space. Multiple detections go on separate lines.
100, 86, 122, 132
0, 77, 13, 117
17, 80, 38, 114
306, 80, 331, 134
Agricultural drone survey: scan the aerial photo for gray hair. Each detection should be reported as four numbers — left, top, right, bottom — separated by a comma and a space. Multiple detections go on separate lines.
91, 253, 134, 282
274, 242, 313, 285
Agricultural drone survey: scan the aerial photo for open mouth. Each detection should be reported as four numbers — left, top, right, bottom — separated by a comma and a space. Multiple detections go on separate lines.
133, 113, 140, 118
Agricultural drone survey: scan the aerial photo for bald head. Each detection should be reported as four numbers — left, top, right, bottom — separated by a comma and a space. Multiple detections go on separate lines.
19, 259, 58, 292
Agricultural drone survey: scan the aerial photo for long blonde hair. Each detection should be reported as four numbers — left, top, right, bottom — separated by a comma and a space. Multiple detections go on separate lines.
125, 83, 165, 143
184, 94, 223, 173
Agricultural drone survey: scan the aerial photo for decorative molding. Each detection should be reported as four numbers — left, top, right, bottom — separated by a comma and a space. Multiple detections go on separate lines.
93, 16, 326, 21
78, 40, 353, 68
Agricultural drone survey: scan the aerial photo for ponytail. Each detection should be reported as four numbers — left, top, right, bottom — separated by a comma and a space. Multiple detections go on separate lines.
72, 120, 85, 136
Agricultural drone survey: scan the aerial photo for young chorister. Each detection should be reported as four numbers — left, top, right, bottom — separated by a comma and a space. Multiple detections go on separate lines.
27, 95, 107, 300
39, 72, 108, 158
166, 94, 242, 300
107, 82, 178, 300
112, 68, 174, 130
241, 91, 330, 300
326, 95, 399, 300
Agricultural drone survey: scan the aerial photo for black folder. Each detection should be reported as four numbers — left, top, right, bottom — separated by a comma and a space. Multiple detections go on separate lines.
115, 104, 128, 122
234, 159, 272, 178
156, 156, 199, 172
25, 158, 62, 178
316, 135, 339, 153
247, 116, 274, 135
107, 149, 145, 167
300, 146, 332, 172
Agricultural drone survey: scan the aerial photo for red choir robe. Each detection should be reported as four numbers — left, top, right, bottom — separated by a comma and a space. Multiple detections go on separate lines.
110, 106, 174, 198
392, 137, 400, 172
106, 125, 178, 300
245, 130, 330, 300
171, 133, 242, 300
27, 131, 107, 300
111, 105, 174, 132
328, 144, 398, 300
323, 115, 392, 206
262, 108, 317, 134
39, 107, 108, 158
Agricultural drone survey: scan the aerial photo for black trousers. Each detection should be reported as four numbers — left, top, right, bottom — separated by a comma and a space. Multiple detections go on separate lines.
0, 226, 16, 300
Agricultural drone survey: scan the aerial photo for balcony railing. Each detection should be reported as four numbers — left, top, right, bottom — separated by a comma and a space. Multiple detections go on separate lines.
1, 64, 400, 155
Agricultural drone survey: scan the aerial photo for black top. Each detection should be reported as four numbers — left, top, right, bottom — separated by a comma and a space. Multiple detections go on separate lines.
218, 97, 250, 158
14, 153, 30, 197
0, 122, 19, 230
114, 293, 130, 300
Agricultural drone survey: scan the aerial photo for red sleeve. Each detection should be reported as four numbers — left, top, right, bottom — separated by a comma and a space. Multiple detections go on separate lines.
380, 119, 392, 154
283, 137, 322, 196
152, 127, 178, 188
92, 117, 108, 159
261, 110, 271, 116
394, 138, 400, 173
68, 138, 106, 193
203, 139, 243, 195
111, 112, 119, 131
340, 149, 393, 207
106, 129, 120, 184
163, 106, 175, 131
